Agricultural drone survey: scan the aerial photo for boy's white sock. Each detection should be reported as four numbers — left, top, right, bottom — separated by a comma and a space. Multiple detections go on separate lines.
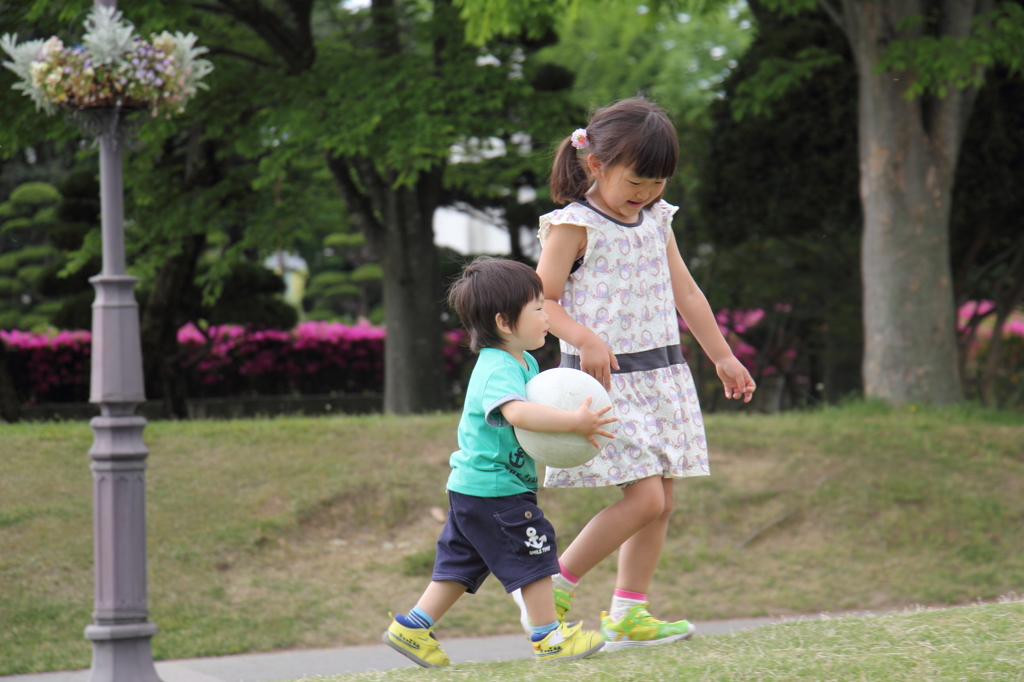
609, 589, 646, 622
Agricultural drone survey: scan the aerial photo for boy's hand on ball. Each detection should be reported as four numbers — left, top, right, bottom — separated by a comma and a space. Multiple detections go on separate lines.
573, 396, 618, 447
715, 356, 756, 403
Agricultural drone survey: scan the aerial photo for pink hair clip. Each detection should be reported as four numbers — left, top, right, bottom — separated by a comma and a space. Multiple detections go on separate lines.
570, 128, 588, 150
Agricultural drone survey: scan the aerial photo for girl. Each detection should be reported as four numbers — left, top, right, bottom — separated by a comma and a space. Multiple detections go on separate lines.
529, 97, 756, 650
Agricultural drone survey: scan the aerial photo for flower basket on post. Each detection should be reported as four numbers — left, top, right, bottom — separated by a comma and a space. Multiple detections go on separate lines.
3, 5, 211, 682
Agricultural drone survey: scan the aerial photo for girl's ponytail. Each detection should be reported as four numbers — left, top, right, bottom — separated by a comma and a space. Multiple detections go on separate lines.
550, 136, 590, 205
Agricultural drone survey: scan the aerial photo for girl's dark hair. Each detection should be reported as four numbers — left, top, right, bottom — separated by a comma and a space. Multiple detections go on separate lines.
447, 256, 544, 353
550, 96, 679, 205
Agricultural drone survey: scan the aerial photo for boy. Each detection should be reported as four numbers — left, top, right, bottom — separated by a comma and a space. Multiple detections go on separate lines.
383, 256, 617, 667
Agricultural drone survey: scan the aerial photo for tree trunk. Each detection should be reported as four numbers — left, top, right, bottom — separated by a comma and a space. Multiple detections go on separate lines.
139, 233, 206, 418
0, 340, 20, 423
377, 184, 447, 414
842, 0, 980, 405
326, 154, 448, 414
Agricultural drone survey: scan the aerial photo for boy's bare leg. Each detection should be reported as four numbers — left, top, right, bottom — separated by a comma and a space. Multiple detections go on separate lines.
519, 575, 557, 627
415, 580, 468, 623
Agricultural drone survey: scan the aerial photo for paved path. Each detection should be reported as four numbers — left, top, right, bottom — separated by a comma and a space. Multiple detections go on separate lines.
1, 611, 891, 682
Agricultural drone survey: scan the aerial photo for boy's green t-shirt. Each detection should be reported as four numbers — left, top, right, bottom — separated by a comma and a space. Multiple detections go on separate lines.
447, 347, 539, 497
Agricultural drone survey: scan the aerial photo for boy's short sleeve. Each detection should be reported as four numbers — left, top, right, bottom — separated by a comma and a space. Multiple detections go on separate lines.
481, 368, 528, 428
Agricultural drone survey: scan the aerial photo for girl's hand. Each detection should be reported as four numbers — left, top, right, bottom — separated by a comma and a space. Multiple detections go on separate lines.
572, 396, 618, 448
716, 356, 756, 403
579, 336, 619, 390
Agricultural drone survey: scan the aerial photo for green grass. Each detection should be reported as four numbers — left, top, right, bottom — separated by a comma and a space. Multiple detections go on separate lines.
324, 598, 1024, 682
1, 404, 1023, 675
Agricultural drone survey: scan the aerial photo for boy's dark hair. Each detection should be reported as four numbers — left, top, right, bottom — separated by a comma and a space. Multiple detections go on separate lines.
550, 96, 678, 205
447, 256, 544, 353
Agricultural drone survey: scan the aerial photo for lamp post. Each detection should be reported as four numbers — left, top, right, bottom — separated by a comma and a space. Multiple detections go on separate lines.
4, 8, 210, 679
84, 0, 160, 679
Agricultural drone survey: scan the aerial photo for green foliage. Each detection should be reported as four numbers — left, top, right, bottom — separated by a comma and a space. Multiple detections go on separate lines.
349, 263, 382, 283
537, 1, 754, 119
455, 0, 571, 44
0, 217, 32, 233
880, 4, 1024, 99
8, 181, 60, 206
206, 261, 297, 329
0, 180, 65, 330
0, 277, 23, 296
731, 45, 841, 119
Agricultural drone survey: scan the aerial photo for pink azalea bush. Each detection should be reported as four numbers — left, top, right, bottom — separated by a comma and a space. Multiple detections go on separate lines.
958, 300, 1024, 406
0, 329, 91, 403
1, 322, 471, 403
678, 307, 795, 377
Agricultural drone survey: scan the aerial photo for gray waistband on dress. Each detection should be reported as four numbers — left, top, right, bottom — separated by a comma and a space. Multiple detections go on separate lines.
559, 344, 686, 374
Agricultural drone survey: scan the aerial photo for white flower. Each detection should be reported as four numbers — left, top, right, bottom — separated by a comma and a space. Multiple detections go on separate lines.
171, 31, 213, 91
82, 5, 135, 66
152, 31, 176, 56
42, 36, 64, 58
1, 34, 46, 81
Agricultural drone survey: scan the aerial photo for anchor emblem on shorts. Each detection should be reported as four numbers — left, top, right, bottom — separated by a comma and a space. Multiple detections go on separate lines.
524, 526, 548, 550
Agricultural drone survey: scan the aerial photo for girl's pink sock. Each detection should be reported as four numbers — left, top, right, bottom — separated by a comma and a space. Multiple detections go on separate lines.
552, 559, 579, 593
610, 589, 647, 621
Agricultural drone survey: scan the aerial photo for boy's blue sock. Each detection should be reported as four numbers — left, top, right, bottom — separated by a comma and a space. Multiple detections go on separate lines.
396, 606, 434, 629
530, 620, 560, 642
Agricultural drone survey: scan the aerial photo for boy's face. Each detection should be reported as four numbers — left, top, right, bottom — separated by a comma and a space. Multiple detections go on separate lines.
504, 294, 549, 352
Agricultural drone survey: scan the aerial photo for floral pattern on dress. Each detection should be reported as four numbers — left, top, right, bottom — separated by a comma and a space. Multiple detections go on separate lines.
538, 200, 710, 488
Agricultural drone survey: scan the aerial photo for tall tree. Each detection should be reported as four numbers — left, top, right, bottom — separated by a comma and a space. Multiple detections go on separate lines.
458, 0, 1024, 406
197, 0, 575, 413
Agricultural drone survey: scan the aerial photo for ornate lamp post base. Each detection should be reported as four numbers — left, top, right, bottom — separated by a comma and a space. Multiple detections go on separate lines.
86, 622, 161, 682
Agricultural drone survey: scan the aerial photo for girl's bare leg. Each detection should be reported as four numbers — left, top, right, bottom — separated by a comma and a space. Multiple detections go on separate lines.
616, 477, 674, 593
559, 475, 666, 578
415, 580, 468, 623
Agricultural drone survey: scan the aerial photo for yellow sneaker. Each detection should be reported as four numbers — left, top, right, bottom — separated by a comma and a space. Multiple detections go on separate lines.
600, 603, 695, 652
532, 621, 605, 663
382, 615, 451, 668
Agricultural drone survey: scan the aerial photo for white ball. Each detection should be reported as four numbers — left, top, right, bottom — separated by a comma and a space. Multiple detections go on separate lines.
513, 368, 615, 469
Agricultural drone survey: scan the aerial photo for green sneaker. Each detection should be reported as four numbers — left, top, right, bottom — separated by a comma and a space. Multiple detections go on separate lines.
512, 586, 578, 635
382, 614, 451, 667
532, 621, 605, 663
600, 603, 695, 652
554, 587, 575, 621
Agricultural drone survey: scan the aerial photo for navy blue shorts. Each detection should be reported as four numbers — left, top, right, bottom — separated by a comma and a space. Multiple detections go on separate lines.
432, 490, 560, 594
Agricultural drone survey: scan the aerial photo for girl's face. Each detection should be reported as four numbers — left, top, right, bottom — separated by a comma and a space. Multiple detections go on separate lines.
586, 159, 666, 223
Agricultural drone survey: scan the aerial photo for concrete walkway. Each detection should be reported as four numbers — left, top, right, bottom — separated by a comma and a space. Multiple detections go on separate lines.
1, 611, 890, 682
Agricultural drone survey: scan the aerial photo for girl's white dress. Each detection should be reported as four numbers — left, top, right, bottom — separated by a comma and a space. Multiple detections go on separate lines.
538, 199, 709, 488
